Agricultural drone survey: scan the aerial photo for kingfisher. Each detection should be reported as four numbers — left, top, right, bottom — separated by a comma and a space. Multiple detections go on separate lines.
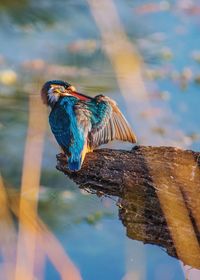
41, 80, 137, 171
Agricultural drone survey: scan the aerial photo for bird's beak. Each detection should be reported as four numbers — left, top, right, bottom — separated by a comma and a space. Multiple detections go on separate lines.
50, 84, 92, 101
57, 85, 76, 97
66, 86, 92, 101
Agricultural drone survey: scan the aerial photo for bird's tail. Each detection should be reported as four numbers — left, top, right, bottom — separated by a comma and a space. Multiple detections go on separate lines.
68, 143, 92, 171
68, 158, 82, 171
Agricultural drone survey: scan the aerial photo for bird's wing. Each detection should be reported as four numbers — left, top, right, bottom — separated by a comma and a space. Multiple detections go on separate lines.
49, 104, 71, 153
75, 95, 137, 149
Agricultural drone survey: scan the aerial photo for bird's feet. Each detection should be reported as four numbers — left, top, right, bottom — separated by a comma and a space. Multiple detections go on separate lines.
56, 153, 80, 173
56, 153, 68, 162
56, 153, 69, 172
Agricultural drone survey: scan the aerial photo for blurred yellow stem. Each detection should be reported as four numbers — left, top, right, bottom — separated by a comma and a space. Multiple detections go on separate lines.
10, 189, 82, 280
14, 94, 46, 280
0, 176, 17, 280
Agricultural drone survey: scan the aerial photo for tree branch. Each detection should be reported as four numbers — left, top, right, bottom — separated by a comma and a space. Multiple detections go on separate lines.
56, 146, 200, 268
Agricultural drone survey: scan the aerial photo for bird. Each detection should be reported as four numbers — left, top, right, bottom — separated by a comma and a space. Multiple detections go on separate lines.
41, 80, 137, 171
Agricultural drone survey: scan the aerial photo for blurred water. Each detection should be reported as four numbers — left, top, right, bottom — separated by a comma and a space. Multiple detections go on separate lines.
0, 0, 200, 279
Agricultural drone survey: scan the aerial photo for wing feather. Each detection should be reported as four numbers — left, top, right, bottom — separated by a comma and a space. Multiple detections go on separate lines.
88, 95, 137, 149
74, 95, 136, 149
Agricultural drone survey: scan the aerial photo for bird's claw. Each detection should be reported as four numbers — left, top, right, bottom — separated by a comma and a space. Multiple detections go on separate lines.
56, 153, 68, 161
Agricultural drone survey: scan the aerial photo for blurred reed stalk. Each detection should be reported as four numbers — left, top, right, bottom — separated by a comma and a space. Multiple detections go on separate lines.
87, 0, 147, 99
0, 175, 17, 280
9, 189, 82, 280
14, 93, 47, 280
87, 0, 156, 143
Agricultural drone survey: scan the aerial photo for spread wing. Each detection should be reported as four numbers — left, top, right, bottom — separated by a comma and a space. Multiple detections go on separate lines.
75, 95, 137, 149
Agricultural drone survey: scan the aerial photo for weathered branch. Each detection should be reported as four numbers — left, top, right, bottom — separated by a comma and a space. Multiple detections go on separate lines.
56, 146, 200, 268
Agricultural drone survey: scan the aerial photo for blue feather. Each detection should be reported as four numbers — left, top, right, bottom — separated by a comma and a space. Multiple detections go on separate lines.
68, 157, 82, 171
49, 96, 85, 171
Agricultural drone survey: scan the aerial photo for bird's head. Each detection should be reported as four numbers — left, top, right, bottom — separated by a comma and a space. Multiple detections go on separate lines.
41, 80, 78, 107
41, 80, 92, 107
